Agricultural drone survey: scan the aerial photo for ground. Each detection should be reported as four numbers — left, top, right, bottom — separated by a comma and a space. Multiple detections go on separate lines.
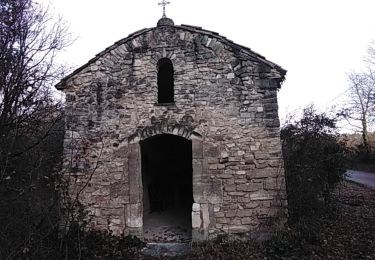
316, 181, 374, 260
143, 208, 191, 243
127, 180, 374, 259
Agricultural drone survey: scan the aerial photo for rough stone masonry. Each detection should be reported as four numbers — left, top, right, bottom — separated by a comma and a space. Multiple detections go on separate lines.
56, 17, 288, 241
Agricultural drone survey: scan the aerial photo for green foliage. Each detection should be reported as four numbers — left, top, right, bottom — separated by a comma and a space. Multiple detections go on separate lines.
281, 106, 347, 222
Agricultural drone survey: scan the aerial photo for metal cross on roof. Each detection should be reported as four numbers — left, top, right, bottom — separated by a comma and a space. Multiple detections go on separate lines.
158, 0, 170, 18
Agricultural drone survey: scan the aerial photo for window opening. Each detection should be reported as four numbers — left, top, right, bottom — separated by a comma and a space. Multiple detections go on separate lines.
157, 58, 174, 103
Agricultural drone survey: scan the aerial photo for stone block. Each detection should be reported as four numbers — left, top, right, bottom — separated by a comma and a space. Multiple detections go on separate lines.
215, 212, 224, 218
264, 177, 279, 190
192, 140, 203, 159
228, 225, 250, 234
237, 150, 245, 156
250, 190, 272, 201
110, 218, 121, 225
193, 179, 223, 203
237, 209, 254, 217
241, 217, 256, 225
217, 164, 225, 169
92, 188, 110, 196
254, 152, 270, 160
217, 174, 233, 179
203, 143, 220, 158
237, 183, 261, 192
228, 191, 245, 196
128, 144, 141, 203
193, 159, 203, 181
208, 158, 218, 164
114, 173, 122, 180
126, 203, 142, 228
225, 210, 236, 218
247, 169, 274, 179
216, 218, 229, 224
244, 202, 260, 209
221, 150, 229, 158
110, 182, 127, 197
227, 73, 235, 79
192, 203, 200, 212
224, 185, 236, 192
257, 207, 277, 217
192, 212, 201, 228
201, 204, 210, 229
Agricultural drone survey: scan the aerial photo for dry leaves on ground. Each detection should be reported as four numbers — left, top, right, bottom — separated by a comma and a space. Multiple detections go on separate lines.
134, 181, 374, 260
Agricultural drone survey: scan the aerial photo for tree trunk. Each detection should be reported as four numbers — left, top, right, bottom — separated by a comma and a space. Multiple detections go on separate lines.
362, 114, 371, 155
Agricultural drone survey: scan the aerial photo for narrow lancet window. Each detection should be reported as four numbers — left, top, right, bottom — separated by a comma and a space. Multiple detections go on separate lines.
157, 58, 174, 103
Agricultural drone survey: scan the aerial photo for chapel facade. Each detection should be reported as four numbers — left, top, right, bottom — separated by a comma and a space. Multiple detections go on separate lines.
56, 16, 288, 241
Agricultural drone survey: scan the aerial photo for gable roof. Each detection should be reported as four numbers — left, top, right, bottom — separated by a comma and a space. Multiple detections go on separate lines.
56, 24, 286, 90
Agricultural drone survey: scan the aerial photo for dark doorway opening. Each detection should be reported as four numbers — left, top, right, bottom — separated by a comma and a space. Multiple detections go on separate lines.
141, 134, 193, 242
157, 58, 174, 104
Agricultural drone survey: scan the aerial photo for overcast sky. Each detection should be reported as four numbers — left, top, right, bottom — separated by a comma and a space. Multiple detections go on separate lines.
38, 0, 375, 124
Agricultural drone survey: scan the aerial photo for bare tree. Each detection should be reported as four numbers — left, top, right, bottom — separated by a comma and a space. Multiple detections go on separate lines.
0, 0, 71, 178
341, 71, 375, 154
365, 40, 375, 67
340, 40, 375, 154
0, 0, 71, 258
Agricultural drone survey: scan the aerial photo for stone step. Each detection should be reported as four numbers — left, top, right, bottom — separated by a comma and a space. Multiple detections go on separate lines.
142, 242, 191, 257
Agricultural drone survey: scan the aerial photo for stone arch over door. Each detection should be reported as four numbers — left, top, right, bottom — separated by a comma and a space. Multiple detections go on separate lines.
126, 123, 204, 239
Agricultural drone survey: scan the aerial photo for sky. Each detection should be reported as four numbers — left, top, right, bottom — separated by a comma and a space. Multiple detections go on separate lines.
37, 0, 375, 125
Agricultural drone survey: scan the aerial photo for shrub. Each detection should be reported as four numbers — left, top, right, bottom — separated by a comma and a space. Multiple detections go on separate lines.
0, 111, 64, 259
281, 106, 347, 222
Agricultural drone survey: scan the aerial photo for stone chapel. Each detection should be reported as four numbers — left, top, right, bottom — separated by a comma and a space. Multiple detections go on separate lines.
56, 14, 288, 242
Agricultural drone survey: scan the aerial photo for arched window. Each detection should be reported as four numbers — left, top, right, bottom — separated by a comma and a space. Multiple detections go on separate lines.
157, 58, 174, 104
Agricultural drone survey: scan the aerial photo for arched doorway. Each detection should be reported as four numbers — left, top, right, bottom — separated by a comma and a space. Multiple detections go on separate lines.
140, 134, 193, 242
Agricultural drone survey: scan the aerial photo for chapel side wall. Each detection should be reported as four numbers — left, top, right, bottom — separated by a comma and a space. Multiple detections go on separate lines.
59, 26, 287, 238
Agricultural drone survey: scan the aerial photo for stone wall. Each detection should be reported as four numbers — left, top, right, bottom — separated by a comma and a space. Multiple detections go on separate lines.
57, 22, 287, 240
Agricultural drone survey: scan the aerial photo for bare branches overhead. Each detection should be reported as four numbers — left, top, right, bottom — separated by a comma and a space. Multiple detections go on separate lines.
339, 41, 375, 154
